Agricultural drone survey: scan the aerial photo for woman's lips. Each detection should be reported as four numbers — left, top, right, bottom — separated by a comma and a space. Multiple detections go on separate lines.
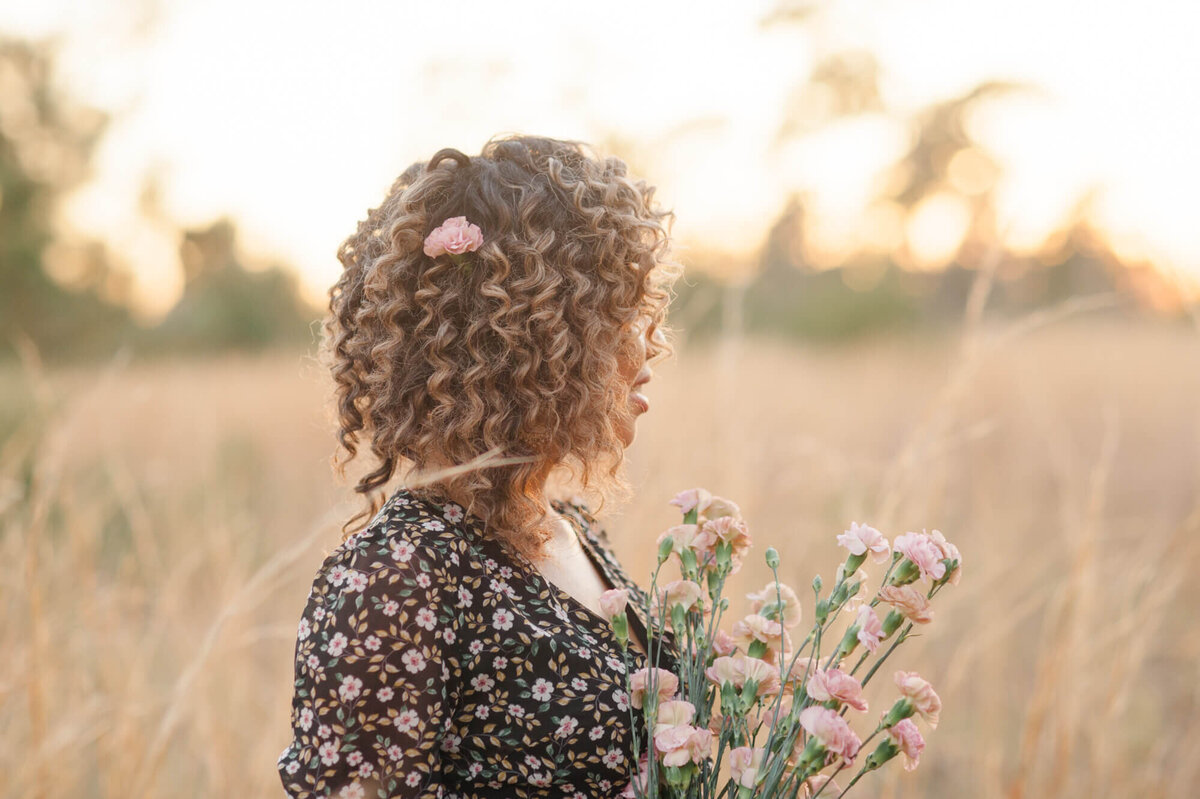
630, 390, 650, 413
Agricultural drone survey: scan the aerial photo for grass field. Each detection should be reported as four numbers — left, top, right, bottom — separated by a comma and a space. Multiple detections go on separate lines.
3, 311, 1198, 798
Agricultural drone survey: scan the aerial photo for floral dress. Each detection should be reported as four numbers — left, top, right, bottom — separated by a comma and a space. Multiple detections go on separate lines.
277, 488, 679, 799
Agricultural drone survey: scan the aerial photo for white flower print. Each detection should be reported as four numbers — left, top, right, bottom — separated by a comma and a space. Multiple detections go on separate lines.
401, 650, 427, 673
387, 744, 403, 761
305, 654, 320, 670
468, 762, 484, 777
405, 772, 423, 787
474, 704, 490, 720
576, 646, 591, 659
492, 608, 514, 631
499, 565, 513, 579
422, 518, 445, 531
442, 628, 456, 645
298, 707, 314, 731
395, 709, 420, 732
456, 587, 473, 608
318, 740, 339, 766
317, 724, 331, 739
357, 762, 374, 779
364, 635, 381, 651
285, 759, 299, 775
484, 558, 497, 571
555, 716, 579, 738
603, 748, 623, 768
471, 674, 494, 692
343, 570, 368, 593
440, 734, 462, 754
346, 750, 363, 767
443, 503, 464, 523
524, 755, 542, 769
531, 678, 553, 702
377, 686, 394, 702
600, 779, 613, 791
382, 599, 399, 616
326, 632, 348, 658
416, 572, 432, 588
554, 606, 570, 623
606, 655, 626, 673
416, 607, 437, 630
588, 726, 605, 741
327, 564, 348, 586
508, 704, 525, 718
390, 539, 415, 563
468, 639, 484, 655
338, 782, 364, 799
297, 617, 311, 641
338, 675, 363, 703
312, 606, 325, 621
614, 688, 630, 712
492, 655, 507, 670
571, 678, 587, 691
530, 773, 551, 787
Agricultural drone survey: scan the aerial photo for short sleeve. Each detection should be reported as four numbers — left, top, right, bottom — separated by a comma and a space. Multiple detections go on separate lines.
278, 524, 462, 798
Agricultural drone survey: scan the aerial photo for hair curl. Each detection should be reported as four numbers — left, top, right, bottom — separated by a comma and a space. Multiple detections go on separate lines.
320, 134, 681, 563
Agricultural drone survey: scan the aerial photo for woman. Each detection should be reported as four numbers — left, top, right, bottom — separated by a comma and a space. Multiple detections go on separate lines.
279, 135, 683, 798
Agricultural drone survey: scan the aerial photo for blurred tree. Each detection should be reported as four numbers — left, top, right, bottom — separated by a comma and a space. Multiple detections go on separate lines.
145, 218, 321, 354
0, 36, 135, 361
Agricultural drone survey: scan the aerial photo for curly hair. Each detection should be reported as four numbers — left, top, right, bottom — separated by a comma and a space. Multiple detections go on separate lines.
320, 134, 682, 563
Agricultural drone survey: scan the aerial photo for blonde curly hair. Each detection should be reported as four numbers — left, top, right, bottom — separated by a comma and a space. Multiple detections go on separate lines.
321, 134, 681, 562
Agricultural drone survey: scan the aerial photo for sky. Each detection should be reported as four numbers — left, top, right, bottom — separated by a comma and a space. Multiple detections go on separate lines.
4, 0, 1199, 314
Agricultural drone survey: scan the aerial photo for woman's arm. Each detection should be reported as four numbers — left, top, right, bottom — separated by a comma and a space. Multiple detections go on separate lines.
278, 523, 462, 798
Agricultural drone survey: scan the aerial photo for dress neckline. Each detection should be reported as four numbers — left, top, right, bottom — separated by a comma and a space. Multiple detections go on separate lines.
394, 487, 653, 663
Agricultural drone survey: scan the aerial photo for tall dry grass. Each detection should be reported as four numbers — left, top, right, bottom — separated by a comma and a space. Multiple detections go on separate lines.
3, 301, 1198, 797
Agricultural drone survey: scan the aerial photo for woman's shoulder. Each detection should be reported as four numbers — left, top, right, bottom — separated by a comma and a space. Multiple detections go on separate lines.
309, 488, 475, 595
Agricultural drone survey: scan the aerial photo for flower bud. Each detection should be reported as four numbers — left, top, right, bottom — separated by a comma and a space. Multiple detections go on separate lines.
765, 547, 780, 569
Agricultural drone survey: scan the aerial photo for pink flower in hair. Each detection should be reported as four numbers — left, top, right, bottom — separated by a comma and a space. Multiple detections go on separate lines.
423, 216, 483, 258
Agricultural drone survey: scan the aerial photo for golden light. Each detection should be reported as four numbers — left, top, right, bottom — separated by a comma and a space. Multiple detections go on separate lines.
904, 191, 972, 270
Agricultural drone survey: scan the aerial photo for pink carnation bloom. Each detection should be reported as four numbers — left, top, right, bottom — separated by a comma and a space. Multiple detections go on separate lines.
629, 667, 678, 709
929, 529, 962, 585
705, 655, 745, 688
798, 706, 861, 766
805, 668, 868, 712
654, 724, 712, 767
893, 532, 947, 583
878, 585, 934, 624
855, 604, 883, 653
711, 629, 738, 657
669, 488, 713, 516
802, 774, 842, 798
423, 216, 483, 258
739, 656, 782, 698
837, 522, 891, 564
886, 718, 926, 771
598, 588, 629, 619
746, 581, 804, 629
697, 495, 742, 524
894, 670, 942, 728
650, 579, 705, 619
729, 747, 767, 789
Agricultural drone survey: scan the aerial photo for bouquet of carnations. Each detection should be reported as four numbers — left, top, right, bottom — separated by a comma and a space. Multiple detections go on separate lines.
599, 488, 962, 799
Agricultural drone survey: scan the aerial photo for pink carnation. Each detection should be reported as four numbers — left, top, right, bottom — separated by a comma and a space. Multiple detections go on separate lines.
893, 532, 947, 583
598, 588, 629, 619
629, 667, 678, 709
423, 216, 483, 258
805, 668, 868, 712
798, 706, 861, 766
729, 747, 766, 789
855, 604, 883, 653
669, 488, 713, 515
837, 522, 891, 564
894, 670, 942, 728
929, 529, 962, 585
711, 628, 738, 657
654, 724, 712, 767
878, 584, 934, 624
886, 718, 925, 771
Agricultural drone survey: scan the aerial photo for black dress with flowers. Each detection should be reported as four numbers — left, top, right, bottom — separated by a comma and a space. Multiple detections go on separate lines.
278, 488, 678, 799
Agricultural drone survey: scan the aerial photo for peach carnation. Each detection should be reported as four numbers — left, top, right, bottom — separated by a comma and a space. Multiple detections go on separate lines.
894, 670, 942, 728
729, 747, 767, 789
746, 580, 804, 628
805, 667, 868, 712
798, 706, 861, 766
629, 667, 678, 709
598, 588, 630, 619
878, 584, 934, 624
654, 724, 712, 767
422, 216, 483, 258
886, 718, 926, 771
837, 522, 891, 564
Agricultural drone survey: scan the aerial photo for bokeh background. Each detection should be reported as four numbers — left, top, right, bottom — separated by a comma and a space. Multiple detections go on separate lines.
3, 1, 1198, 797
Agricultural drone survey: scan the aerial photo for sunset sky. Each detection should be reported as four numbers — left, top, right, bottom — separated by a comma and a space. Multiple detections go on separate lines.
5, 0, 1199, 314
